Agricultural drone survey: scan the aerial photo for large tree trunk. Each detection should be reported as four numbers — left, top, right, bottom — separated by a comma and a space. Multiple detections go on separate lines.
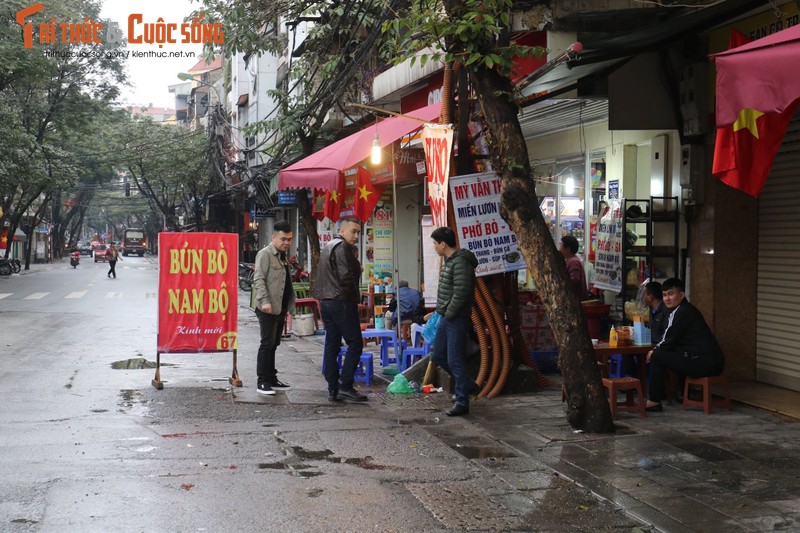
469, 65, 613, 433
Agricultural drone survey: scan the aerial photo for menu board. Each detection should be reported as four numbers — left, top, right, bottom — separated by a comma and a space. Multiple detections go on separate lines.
592, 199, 623, 292
450, 172, 526, 277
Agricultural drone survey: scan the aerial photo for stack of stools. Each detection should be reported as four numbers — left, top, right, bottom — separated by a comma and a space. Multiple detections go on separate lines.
601, 376, 647, 418
682, 374, 731, 414
320, 346, 374, 386
399, 324, 430, 372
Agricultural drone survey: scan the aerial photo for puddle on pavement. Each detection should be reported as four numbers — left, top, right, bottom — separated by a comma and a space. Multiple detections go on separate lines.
452, 445, 518, 459
117, 389, 150, 416
111, 358, 162, 369
258, 445, 396, 476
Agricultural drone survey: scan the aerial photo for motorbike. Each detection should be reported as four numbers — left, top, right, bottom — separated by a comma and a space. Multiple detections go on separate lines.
238, 262, 255, 291
288, 255, 309, 282
70, 251, 80, 268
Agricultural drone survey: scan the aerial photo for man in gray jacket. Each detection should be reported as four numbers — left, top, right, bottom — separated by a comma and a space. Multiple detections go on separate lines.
251, 220, 296, 396
313, 217, 368, 403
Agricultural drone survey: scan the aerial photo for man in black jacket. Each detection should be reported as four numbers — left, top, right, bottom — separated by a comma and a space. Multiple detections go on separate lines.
431, 227, 479, 416
645, 278, 725, 412
313, 217, 368, 403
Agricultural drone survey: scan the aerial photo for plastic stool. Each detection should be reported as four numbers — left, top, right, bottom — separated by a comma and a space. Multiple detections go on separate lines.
607, 354, 624, 378
683, 374, 731, 414
602, 377, 646, 419
353, 353, 374, 385
322, 347, 373, 385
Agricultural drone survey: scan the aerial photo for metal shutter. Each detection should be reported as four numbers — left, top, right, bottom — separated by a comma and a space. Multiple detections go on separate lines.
757, 114, 800, 391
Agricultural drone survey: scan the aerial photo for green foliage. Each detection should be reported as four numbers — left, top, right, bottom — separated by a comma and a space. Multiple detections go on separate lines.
381, 0, 544, 77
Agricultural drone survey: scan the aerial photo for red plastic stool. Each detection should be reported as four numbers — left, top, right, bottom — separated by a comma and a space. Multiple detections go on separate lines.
602, 377, 646, 419
683, 374, 731, 414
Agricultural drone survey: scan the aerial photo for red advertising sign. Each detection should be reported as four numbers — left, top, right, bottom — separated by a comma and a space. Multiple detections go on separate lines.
157, 232, 238, 352
421, 124, 453, 228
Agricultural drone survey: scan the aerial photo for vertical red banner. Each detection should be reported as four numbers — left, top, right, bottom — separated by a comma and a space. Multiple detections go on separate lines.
157, 233, 239, 352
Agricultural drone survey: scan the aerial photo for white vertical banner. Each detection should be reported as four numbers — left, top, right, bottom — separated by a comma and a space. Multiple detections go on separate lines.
421, 215, 439, 308
592, 199, 623, 292
420, 124, 454, 228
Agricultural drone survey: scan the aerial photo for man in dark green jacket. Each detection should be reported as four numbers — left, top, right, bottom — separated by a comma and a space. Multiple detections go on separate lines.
431, 226, 479, 416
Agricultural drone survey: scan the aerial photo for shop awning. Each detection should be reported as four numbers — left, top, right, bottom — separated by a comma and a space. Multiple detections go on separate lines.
278, 102, 441, 191
712, 24, 800, 127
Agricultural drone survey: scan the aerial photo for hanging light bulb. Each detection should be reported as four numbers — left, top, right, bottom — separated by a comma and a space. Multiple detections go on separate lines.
371, 133, 382, 165
564, 176, 575, 195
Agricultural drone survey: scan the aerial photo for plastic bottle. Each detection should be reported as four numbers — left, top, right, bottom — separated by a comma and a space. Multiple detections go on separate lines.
609, 325, 618, 348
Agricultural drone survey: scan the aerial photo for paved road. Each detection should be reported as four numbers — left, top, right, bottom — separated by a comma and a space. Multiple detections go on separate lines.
0, 258, 647, 532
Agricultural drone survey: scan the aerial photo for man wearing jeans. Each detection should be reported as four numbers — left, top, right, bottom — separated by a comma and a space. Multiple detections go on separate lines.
251, 220, 295, 396
313, 217, 368, 403
431, 226, 479, 416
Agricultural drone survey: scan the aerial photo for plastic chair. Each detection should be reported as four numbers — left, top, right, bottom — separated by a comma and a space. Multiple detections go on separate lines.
399, 323, 429, 372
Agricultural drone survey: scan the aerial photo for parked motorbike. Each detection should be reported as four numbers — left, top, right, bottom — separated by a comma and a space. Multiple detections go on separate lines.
70, 251, 80, 268
238, 262, 255, 291
288, 255, 309, 282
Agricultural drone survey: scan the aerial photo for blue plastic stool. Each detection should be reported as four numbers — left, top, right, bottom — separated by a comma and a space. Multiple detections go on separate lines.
608, 354, 624, 379
322, 347, 373, 385
398, 324, 430, 372
353, 353, 374, 385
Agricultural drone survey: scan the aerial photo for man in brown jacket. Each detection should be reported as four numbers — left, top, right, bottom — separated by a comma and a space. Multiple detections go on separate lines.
313, 217, 368, 403
251, 220, 296, 396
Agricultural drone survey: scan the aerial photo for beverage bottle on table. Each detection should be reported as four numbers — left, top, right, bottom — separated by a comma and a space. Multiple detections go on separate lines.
609, 325, 618, 348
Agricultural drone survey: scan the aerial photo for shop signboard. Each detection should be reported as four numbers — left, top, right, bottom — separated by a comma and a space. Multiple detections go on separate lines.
276, 191, 298, 206
592, 199, 623, 292
608, 179, 620, 200
157, 232, 238, 353
450, 172, 526, 277
365, 190, 394, 282
249, 205, 270, 221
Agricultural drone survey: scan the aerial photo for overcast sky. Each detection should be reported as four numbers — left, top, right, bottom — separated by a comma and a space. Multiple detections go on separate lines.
100, 0, 205, 109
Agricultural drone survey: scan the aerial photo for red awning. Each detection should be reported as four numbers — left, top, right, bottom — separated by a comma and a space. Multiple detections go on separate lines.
278, 102, 441, 191
712, 24, 800, 127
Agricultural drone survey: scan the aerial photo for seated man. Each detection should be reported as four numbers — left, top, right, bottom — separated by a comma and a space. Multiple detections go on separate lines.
644, 281, 667, 343
388, 280, 423, 338
645, 278, 724, 412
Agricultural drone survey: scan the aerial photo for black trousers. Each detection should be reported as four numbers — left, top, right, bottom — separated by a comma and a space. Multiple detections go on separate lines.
648, 348, 724, 402
107, 260, 117, 278
256, 309, 286, 384
321, 300, 362, 393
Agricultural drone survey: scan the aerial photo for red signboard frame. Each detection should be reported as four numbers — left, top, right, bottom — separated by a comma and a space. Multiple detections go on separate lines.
153, 232, 241, 389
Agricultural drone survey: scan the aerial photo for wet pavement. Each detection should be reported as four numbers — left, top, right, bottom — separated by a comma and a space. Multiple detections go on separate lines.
3, 267, 799, 532
271, 327, 800, 532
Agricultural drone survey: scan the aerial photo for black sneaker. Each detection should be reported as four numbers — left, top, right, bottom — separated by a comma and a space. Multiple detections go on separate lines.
257, 382, 276, 396
328, 391, 342, 402
338, 388, 368, 402
270, 379, 290, 389
446, 403, 469, 416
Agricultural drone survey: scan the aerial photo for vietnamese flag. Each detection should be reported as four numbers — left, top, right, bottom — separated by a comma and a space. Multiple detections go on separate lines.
712, 102, 799, 197
352, 167, 385, 223
712, 27, 800, 197
323, 176, 346, 222
0, 228, 8, 249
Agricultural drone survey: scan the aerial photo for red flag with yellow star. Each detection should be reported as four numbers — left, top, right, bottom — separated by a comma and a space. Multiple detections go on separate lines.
0, 228, 8, 249
323, 177, 346, 222
352, 167, 385, 223
712, 103, 799, 197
